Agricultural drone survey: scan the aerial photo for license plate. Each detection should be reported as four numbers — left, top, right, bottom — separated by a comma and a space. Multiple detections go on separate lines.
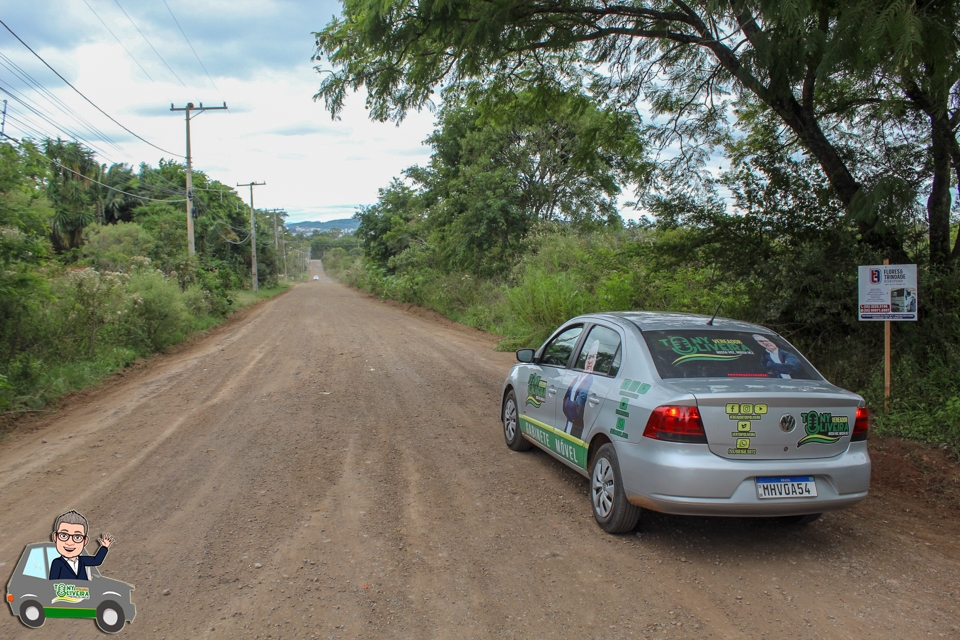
755, 476, 817, 499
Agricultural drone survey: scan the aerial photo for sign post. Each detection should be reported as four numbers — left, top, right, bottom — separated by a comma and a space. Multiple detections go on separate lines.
858, 262, 918, 412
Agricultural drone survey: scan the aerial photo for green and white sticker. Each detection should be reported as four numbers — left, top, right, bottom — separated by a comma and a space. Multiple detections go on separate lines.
519, 415, 588, 469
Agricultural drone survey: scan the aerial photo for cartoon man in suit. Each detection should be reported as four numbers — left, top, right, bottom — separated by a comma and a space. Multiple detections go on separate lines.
49, 510, 114, 580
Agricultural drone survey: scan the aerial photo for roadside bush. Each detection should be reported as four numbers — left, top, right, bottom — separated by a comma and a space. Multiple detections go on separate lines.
123, 270, 192, 351
82, 222, 154, 272
48, 268, 128, 359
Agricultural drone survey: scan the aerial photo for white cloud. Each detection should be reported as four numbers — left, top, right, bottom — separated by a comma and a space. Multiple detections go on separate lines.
0, 0, 435, 223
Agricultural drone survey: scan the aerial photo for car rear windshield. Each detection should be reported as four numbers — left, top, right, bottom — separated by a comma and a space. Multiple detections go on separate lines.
641, 330, 822, 380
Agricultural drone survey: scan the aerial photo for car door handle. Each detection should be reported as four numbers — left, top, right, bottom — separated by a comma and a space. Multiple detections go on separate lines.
587, 393, 601, 406
547, 386, 557, 396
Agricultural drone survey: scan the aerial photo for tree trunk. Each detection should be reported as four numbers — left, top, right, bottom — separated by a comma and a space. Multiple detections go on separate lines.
926, 110, 953, 267
948, 135, 960, 264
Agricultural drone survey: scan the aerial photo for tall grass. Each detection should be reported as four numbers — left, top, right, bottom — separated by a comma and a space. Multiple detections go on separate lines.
0, 269, 290, 414
325, 229, 960, 454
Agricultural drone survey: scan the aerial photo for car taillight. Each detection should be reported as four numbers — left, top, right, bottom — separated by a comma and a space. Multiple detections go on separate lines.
852, 407, 870, 441
643, 405, 708, 444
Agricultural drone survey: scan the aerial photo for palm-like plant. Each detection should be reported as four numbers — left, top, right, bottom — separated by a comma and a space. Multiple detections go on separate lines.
100, 164, 140, 223
44, 140, 98, 251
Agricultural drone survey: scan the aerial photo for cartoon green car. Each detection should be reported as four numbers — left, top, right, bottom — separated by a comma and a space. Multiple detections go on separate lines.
6, 542, 135, 633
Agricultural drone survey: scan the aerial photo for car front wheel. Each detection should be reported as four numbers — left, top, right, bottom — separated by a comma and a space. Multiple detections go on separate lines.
19, 600, 45, 628
96, 600, 126, 634
590, 444, 641, 534
503, 390, 531, 451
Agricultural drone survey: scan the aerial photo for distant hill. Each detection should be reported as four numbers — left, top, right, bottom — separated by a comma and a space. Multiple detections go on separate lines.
286, 218, 359, 233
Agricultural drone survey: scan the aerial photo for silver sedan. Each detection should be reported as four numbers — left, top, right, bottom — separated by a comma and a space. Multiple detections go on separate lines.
500, 312, 871, 533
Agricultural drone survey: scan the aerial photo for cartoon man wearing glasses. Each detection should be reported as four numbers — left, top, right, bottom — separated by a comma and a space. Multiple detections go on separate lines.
48, 510, 113, 581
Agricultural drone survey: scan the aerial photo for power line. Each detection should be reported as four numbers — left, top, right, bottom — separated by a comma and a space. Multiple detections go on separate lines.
161, 0, 219, 93
80, 0, 155, 82
3, 111, 46, 141
0, 18, 184, 158
0, 83, 118, 162
0, 51, 127, 156
50, 158, 186, 203
111, 0, 187, 88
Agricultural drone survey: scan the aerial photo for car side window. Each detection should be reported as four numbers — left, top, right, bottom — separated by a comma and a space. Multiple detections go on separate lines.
540, 326, 583, 367
574, 325, 622, 376
23, 547, 47, 579
45, 547, 59, 572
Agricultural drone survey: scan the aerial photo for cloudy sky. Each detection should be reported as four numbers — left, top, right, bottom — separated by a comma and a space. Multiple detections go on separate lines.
0, 0, 436, 222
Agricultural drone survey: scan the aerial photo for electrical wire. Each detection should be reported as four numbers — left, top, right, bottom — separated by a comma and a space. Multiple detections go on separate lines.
50, 158, 186, 202
0, 18, 184, 158
80, 0, 154, 82
111, 0, 186, 88
161, 0, 219, 93
2, 112, 45, 141
0, 84, 118, 162
0, 51, 127, 156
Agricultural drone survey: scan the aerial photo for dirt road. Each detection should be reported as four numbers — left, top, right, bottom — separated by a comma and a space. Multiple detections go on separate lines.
0, 263, 957, 639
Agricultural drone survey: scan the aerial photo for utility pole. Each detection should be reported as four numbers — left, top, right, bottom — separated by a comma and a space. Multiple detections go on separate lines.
170, 101, 227, 257
281, 225, 287, 279
237, 181, 265, 292
266, 208, 288, 278
266, 208, 286, 250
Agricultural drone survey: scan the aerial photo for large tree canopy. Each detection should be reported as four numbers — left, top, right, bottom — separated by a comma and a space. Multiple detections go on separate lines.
314, 0, 960, 266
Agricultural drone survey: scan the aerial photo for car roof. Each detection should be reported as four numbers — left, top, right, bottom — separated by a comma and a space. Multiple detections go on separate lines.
578, 311, 776, 334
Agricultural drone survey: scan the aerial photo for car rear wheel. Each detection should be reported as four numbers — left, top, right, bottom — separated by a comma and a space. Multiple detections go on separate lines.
590, 444, 641, 534
503, 390, 531, 451
19, 600, 45, 628
96, 600, 125, 634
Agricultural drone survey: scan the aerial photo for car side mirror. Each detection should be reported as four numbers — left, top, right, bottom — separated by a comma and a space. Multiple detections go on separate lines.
516, 349, 535, 363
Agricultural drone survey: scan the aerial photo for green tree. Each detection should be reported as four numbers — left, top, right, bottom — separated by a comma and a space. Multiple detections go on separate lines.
359, 88, 649, 276
44, 139, 98, 251
314, 0, 960, 266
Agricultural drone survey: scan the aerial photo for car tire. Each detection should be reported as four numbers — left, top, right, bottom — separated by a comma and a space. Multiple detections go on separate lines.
96, 600, 126, 634
503, 389, 532, 451
590, 444, 641, 534
19, 600, 45, 628
782, 513, 822, 525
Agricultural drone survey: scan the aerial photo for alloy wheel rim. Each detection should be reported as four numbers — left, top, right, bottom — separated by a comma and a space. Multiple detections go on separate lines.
103, 608, 119, 626
25, 605, 40, 621
592, 458, 615, 517
504, 399, 517, 440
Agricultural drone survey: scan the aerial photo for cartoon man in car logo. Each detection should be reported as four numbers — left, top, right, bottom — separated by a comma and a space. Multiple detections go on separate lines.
562, 340, 599, 439
6, 510, 136, 633
50, 510, 112, 580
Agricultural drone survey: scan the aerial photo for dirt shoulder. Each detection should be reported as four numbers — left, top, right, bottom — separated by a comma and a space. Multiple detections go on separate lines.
0, 263, 957, 639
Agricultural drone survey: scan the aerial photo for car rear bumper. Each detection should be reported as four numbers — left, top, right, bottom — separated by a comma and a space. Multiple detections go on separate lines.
616, 439, 870, 517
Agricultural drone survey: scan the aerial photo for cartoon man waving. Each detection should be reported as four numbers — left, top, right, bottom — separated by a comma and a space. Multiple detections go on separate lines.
48, 510, 113, 581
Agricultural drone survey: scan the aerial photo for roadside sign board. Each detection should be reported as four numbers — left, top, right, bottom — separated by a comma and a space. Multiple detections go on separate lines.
858, 264, 917, 321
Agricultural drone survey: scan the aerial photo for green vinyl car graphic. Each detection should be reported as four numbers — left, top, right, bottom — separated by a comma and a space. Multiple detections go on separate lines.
6, 542, 136, 633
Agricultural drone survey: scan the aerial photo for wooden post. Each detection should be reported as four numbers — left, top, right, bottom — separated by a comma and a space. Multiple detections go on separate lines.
884, 258, 891, 412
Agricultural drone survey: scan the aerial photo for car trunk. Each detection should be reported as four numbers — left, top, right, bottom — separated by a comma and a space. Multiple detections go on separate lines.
664, 379, 861, 460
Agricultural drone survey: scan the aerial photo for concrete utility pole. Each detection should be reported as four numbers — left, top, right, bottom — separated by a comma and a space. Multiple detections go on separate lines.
267, 208, 286, 250
170, 101, 227, 257
266, 208, 289, 278
237, 181, 265, 292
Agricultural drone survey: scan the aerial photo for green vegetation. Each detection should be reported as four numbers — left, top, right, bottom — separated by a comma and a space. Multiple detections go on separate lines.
0, 140, 310, 413
313, 1, 960, 452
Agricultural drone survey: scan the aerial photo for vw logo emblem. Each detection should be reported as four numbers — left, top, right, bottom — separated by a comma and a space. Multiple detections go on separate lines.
779, 414, 796, 433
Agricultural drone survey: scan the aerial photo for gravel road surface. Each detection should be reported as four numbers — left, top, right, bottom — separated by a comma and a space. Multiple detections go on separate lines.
0, 262, 957, 639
